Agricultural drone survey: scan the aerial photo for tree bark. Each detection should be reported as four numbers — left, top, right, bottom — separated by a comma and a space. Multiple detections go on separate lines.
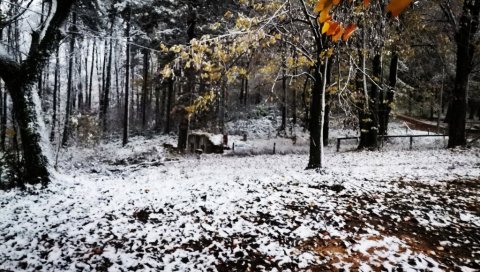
1, 82, 5, 151
50, 47, 60, 142
448, 0, 480, 147
0, 0, 76, 184
0, 81, 3, 150
323, 58, 332, 146
61, 12, 77, 147
141, 49, 150, 130
306, 64, 322, 169
359, 52, 380, 150
280, 44, 287, 132
123, 8, 131, 147
379, 53, 398, 136
101, 18, 115, 133
164, 78, 173, 134
88, 39, 95, 110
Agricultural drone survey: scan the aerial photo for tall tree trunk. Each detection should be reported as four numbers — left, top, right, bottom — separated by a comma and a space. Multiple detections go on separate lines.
302, 76, 310, 130
306, 63, 322, 169
61, 12, 77, 147
358, 49, 380, 150
84, 40, 89, 112
319, 57, 329, 169
280, 44, 287, 132
448, 0, 480, 147
1, 90, 5, 151
101, 18, 115, 133
379, 53, 398, 136
37, 0, 45, 98
240, 77, 245, 103
219, 79, 226, 134
155, 79, 161, 132
164, 78, 173, 134
50, 47, 60, 142
114, 41, 120, 111
123, 9, 131, 147
0, 81, 3, 151
88, 39, 95, 110
96, 40, 103, 111
323, 58, 332, 146
141, 49, 150, 129
244, 76, 249, 106
177, 10, 196, 150
76, 45, 82, 112
8, 82, 50, 185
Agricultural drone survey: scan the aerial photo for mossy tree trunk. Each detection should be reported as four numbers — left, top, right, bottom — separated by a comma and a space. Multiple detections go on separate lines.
0, 0, 76, 185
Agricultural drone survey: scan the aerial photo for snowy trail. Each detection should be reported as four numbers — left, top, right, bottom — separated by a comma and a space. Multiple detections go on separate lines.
1, 145, 479, 271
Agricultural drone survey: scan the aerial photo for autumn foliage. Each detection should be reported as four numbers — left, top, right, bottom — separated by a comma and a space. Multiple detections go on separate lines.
314, 0, 411, 41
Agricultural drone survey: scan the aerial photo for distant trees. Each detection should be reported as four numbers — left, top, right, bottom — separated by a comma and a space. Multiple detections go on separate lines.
1, 0, 479, 188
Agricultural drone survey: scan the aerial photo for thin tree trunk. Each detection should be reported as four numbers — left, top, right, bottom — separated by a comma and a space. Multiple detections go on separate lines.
88, 39, 95, 110
323, 58, 332, 146
319, 57, 329, 169
123, 8, 131, 147
0, 81, 3, 151
141, 49, 149, 129
1, 88, 5, 151
61, 12, 77, 146
76, 44, 82, 112
115, 41, 120, 111
280, 44, 287, 132
101, 17, 115, 133
50, 47, 60, 142
84, 40, 89, 112
155, 79, 161, 132
240, 77, 245, 103
164, 78, 173, 134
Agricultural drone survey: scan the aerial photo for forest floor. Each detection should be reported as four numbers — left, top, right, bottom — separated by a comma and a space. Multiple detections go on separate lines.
0, 120, 479, 271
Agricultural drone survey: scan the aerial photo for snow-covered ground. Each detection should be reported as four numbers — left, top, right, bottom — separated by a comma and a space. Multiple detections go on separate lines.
1, 118, 479, 271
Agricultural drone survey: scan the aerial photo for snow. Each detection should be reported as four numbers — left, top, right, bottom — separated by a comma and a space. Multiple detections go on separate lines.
0, 119, 479, 271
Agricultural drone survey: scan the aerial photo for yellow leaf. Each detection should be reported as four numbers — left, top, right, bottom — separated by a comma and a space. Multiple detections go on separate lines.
386, 0, 412, 17
322, 21, 330, 34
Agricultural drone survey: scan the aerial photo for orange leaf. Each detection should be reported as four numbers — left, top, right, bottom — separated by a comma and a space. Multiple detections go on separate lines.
318, 9, 332, 23
333, 0, 341, 5
386, 0, 412, 17
342, 23, 357, 41
332, 27, 344, 42
363, 0, 370, 7
321, 21, 331, 34
314, 0, 335, 12
327, 21, 340, 36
